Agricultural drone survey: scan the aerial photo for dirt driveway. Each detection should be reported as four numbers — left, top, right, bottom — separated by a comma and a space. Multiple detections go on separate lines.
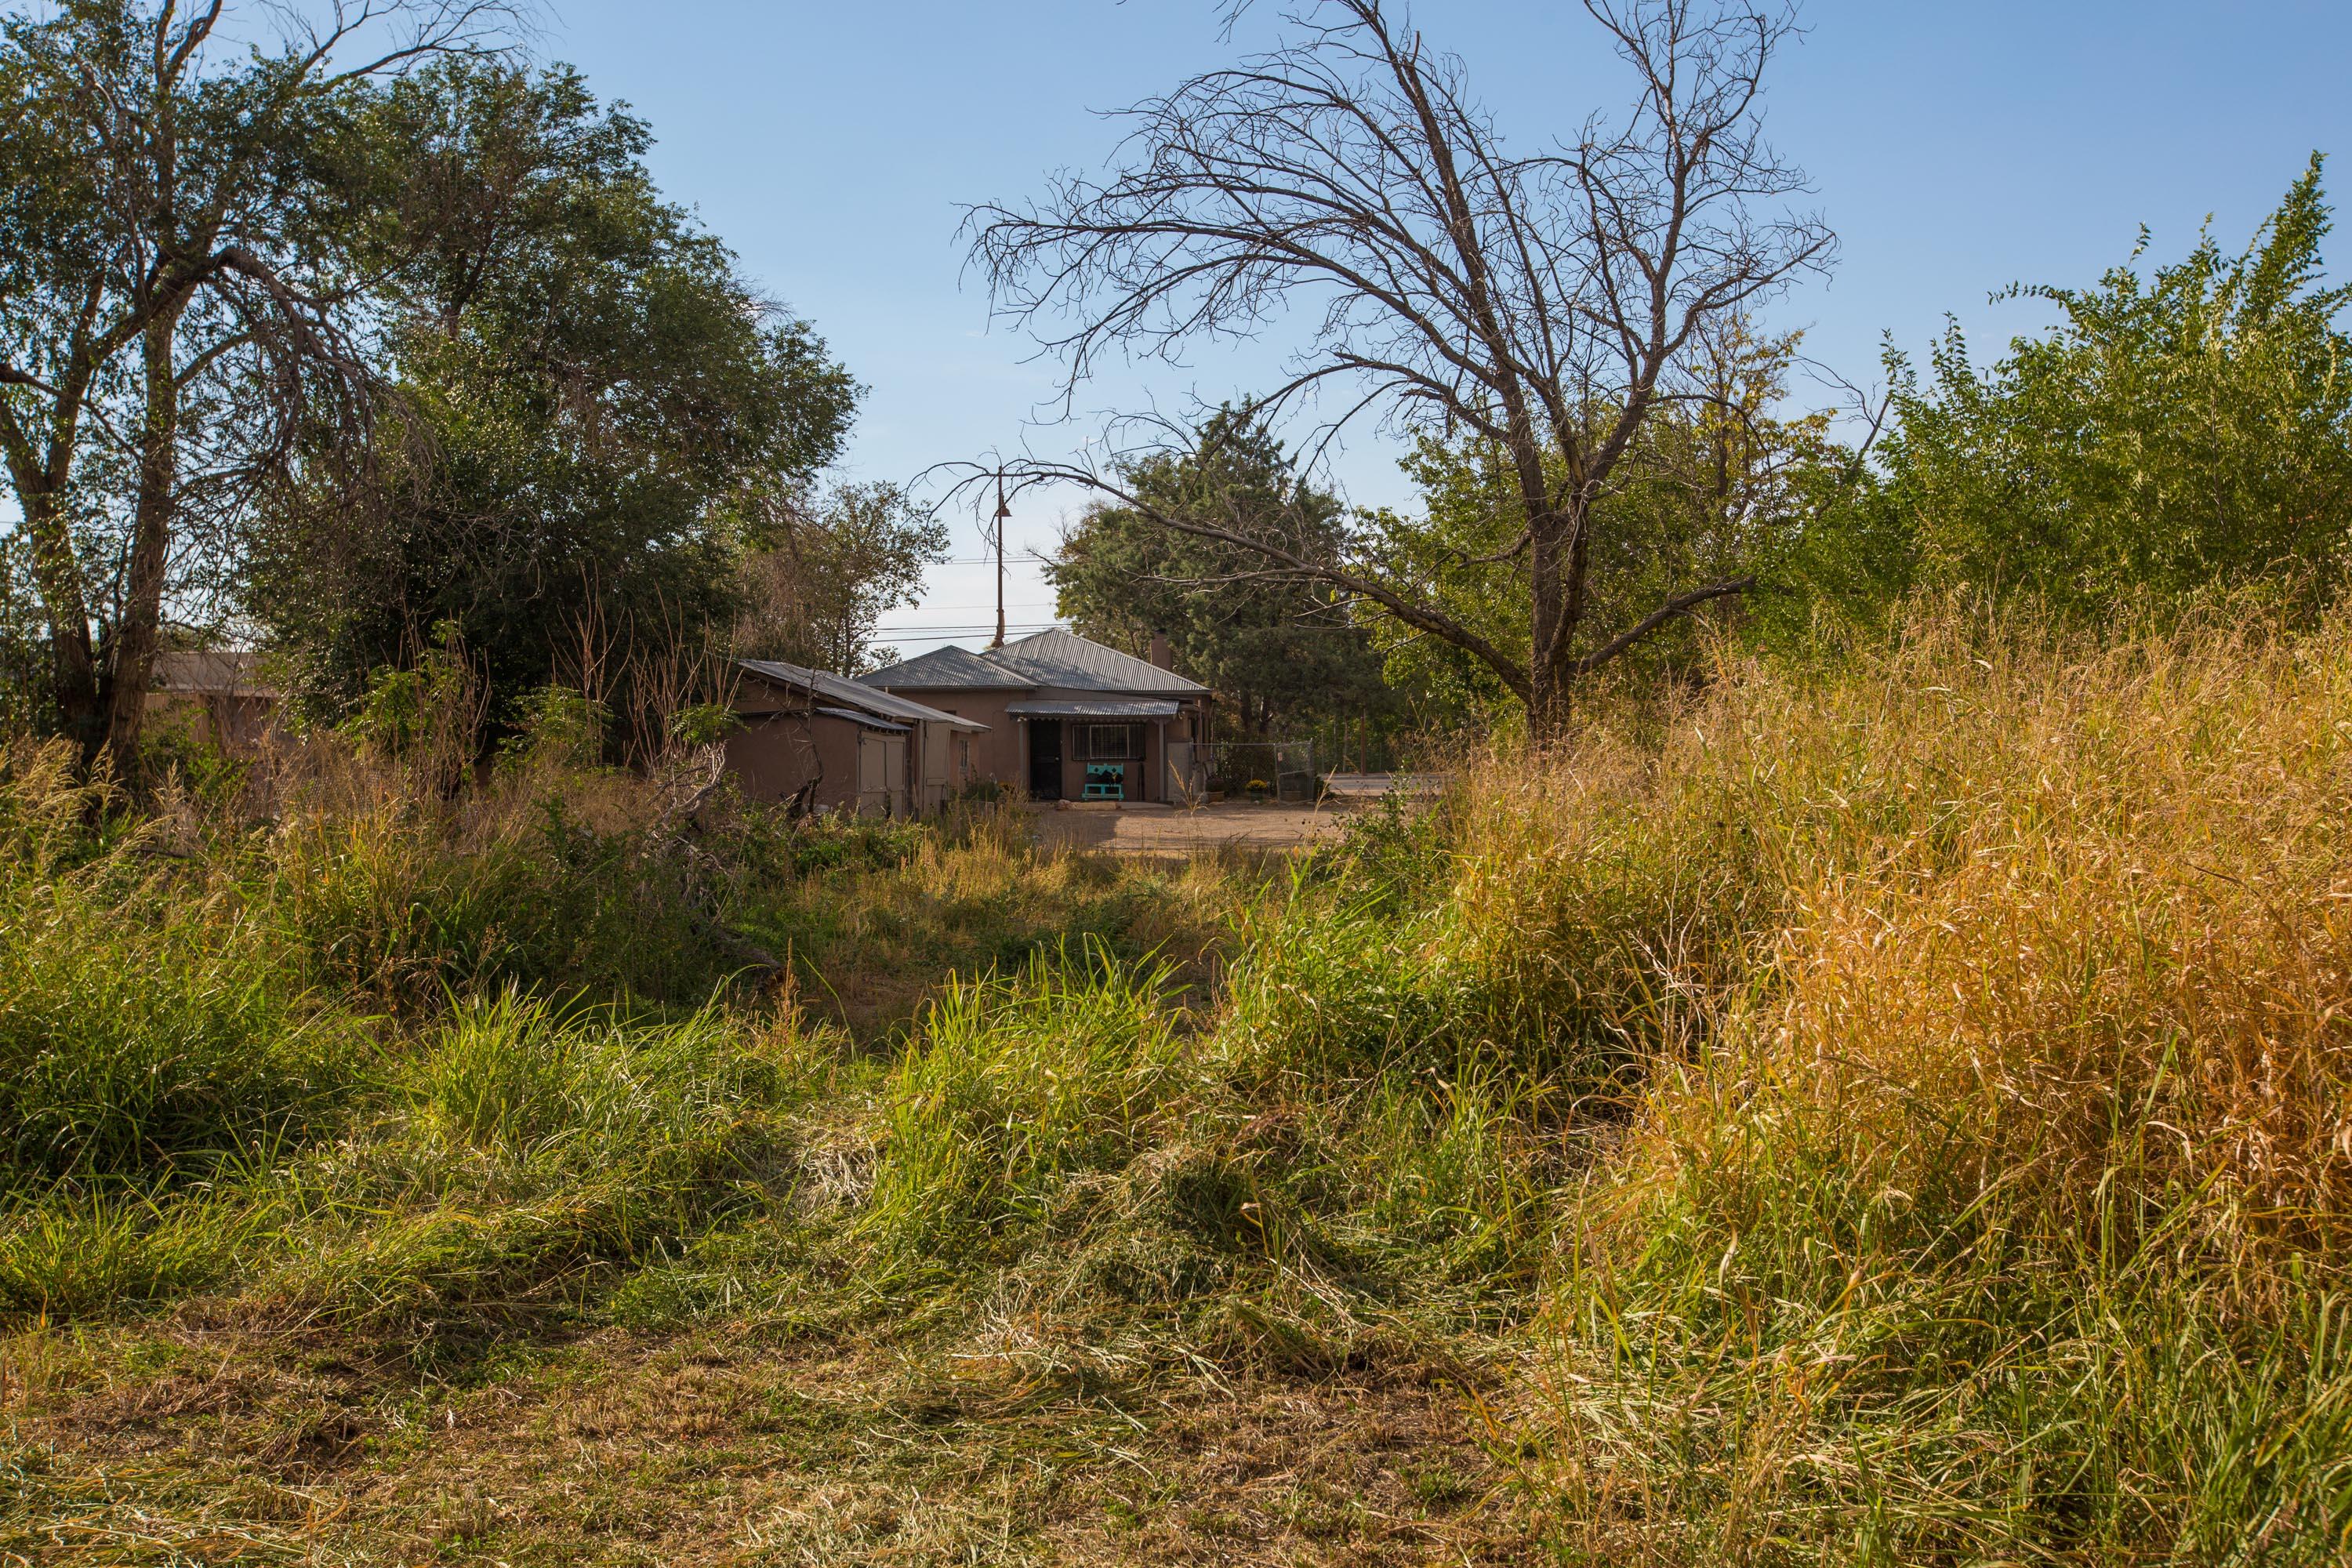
1025, 800, 1354, 855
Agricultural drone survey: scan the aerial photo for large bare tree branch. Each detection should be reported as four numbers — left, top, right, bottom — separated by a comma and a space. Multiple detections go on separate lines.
967, 0, 1831, 731
1572, 575, 1756, 675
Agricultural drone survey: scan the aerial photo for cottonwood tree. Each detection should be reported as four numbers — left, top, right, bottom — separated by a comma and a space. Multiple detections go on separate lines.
0, 0, 515, 764
968, 0, 1832, 733
250, 59, 858, 717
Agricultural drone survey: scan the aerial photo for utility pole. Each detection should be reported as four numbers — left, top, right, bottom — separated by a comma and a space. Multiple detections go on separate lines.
991, 471, 1011, 649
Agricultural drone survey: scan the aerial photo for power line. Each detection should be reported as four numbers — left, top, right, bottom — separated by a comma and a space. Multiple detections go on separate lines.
874, 622, 1066, 638
932, 553, 1054, 565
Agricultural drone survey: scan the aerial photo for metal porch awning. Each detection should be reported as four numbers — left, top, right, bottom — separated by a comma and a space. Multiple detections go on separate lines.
1004, 699, 1181, 720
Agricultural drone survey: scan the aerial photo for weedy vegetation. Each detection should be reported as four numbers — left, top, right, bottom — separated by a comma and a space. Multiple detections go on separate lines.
5, 603, 2350, 1564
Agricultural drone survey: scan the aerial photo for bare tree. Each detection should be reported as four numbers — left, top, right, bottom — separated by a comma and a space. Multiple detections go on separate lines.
0, 0, 520, 764
967, 0, 1831, 733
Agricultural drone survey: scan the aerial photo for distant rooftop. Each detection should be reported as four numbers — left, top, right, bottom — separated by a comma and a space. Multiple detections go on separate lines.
854, 643, 1014, 692
152, 650, 274, 694
860, 628, 1208, 699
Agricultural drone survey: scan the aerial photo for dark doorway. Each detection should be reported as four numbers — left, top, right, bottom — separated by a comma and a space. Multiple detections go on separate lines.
1028, 720, 1063, 800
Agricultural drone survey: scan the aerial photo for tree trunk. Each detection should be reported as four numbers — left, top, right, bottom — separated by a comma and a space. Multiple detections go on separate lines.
100, 307, 186, 766
1526, 506, 1582, 741
2, 450, 103, 752
13, 486, 103, 750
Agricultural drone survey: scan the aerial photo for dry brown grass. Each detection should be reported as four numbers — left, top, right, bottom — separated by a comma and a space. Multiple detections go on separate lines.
4, 1318, 1537, 1565
1618, 612, 2352, 1280
771, 816, 1252, 1040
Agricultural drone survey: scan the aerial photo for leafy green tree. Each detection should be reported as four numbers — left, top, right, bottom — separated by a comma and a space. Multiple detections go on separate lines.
0, 531, 49, 736
1356, 442, 1531, 728
1049, 410, 1397, 742
1871, 157, 2352, 615
735, 482, 948, 673
1363, 325, 1839, 722
250, 60, 859, 722
0, 0, 498, 760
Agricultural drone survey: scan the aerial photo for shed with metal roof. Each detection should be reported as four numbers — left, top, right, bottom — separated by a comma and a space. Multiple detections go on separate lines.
726, 659, 987, 816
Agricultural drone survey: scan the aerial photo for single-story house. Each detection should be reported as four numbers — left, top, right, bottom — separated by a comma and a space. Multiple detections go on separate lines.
726, 658, 986, 816
856, 629, 1211, 804
146, 650, 281, 749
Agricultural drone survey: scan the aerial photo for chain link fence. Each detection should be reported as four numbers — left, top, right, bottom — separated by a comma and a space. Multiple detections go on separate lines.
1174, 739, 1319, 804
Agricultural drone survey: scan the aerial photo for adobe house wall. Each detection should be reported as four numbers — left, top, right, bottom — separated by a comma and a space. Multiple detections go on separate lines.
860, 677, 1207, 805
904, 690, 1021, 786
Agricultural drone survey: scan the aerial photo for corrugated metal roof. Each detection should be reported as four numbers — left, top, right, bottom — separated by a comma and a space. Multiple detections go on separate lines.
861, 630, 1209, 699
1004, 699, 1181, 719
990, 630, 1210, 696
815, 705, 907, 733
735, 659, 988, 731
855, 644, 1022, 692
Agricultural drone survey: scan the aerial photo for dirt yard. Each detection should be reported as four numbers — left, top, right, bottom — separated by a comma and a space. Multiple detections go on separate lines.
1024, 800, 1355, 854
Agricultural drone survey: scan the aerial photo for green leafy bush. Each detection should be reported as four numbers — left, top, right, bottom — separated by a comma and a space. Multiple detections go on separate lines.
1873, 158, 2352, 617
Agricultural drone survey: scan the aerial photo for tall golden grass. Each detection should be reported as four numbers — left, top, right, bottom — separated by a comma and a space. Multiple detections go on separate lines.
1434, 604, 2352, 1559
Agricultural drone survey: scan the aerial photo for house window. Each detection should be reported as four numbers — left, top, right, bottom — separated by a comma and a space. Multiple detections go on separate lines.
1083, 724, 1138, 760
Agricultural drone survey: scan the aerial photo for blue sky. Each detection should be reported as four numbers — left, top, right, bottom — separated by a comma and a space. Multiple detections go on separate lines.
530, 0, 2343, 659
34, 2, 2344, 659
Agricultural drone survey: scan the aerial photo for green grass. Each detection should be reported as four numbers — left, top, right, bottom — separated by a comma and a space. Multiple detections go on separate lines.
0, 1187, 278, 1322
0, 761, 370, 1187
5, 604, 2352, 1562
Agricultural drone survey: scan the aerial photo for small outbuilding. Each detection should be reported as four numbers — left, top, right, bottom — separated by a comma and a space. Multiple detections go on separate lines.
724, 658, 987, 816
145, 651, 281, 750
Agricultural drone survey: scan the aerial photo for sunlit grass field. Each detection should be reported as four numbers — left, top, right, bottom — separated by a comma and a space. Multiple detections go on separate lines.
5, 604, 2348, 1563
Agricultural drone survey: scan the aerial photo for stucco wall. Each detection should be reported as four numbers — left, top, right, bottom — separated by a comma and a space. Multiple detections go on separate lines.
723, 710, 867, 812
897, 690, 1020, 784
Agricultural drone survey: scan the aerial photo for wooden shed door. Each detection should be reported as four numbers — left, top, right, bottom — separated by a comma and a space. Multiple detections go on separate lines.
856, 732, 891, 815
920, 724, 953, 811
883, 734, 909, 816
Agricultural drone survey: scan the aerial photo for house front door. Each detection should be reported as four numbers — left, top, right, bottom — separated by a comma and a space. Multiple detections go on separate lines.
1028, 720, 1063, 800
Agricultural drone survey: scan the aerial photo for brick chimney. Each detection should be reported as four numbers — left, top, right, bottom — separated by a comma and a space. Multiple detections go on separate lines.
1148, 632, 1173, 671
